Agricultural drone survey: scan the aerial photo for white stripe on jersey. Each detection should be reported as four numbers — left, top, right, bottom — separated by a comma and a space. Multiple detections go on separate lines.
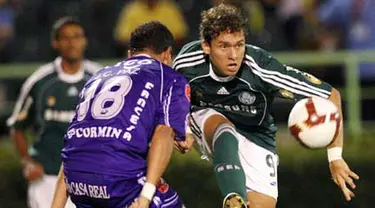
7, 64, 54, 126
84, 60, 102, 75
161, 193, 179, 207
189, 74, 210, 83
250, 67, 328, 98
159, 61, 164, 103
164, 85, 173, 126
245, 55, 331, 98
164, 193, 178, 203
175, 59, 206, 71
172, 54, 205, 69
174, 50, 204, 62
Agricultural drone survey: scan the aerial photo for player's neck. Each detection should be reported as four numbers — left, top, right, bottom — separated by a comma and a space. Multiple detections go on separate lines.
61, 59, 82, 75
209, 62, 235, 82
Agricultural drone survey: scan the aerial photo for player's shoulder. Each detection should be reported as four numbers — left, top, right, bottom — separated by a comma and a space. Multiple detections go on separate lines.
176, 40, 202, 56
83, 60, 103, 75
243, 44, 276, 69
245, 44, 272, 61
160, 62, 188, 85
22, 61, 56, 90
173, 40, 206, 71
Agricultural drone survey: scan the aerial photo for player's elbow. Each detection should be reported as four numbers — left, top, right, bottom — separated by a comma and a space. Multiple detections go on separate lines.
329, 87, 342, 109
153, 125, 175, 142
330, 87, 341, 100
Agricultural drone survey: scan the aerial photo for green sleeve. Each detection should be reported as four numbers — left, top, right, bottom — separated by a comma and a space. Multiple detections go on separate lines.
245, 47, 332, 100
7, 81, 36, 130
173, 40, 207, 81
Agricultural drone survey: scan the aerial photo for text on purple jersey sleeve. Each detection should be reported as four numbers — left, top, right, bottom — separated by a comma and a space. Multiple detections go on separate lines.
158, 77, 190, 141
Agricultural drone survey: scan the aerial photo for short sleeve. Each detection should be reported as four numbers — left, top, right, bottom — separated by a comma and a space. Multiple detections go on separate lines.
7, 81, 35, 129
245, 53, 332, 101
157, 75, 190, 141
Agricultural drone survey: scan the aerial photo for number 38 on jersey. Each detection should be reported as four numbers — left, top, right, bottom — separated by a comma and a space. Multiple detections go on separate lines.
77, 75, 133, 121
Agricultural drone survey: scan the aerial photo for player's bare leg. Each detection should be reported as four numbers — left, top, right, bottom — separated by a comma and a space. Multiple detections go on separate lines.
202, 114, 247, 207
247, 191, 276, 208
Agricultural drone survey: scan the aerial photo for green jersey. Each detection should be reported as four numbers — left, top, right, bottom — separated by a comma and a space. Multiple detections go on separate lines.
7, 57, 101, 175
174, 41, 332, 153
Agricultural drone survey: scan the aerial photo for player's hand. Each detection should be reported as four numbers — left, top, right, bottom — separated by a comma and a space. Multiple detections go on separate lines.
22, 158, 44, 182
174, 133, 194, 154
129, 196, 151, 208
329, 159, 359, 201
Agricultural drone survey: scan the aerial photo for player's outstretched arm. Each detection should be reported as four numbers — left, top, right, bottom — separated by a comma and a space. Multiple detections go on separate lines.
131, 125, 175, 208
10, 128, 44, 181
51, 164, 68, 208
327, 88, 360, 201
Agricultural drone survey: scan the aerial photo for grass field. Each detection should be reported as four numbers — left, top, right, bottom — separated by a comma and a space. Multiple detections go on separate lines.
0, 126, 374, 207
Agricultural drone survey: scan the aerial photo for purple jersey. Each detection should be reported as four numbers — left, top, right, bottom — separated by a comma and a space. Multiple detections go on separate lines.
62, 55, 190, 177
65, 170, 184, 207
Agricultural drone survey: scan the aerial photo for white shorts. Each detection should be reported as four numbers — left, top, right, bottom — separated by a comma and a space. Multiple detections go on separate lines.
28, 174, 75, 208
191, 108, 279, 200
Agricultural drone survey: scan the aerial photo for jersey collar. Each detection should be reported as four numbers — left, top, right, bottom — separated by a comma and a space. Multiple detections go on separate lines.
54, 57, 85, 83
209, 62, 235, 82
132, 53, 151, 58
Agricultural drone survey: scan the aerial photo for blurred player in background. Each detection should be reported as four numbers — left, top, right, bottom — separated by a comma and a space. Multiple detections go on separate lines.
174, 4, 359, 208
6, 16, 101, 208
51, 21, 192, 208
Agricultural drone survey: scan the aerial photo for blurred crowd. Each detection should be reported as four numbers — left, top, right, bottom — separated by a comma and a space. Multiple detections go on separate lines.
0, 0, 374, 80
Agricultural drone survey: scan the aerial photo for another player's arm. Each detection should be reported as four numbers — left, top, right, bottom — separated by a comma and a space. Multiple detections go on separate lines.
7, 80, 44, 181
137, 76, 191, 207
327, 88, 343, 148
327, 88, 359, 201
51, 164, 68, 208
10, 128, 28, 161
130, 127, 175, 208
253, 51, 359, 201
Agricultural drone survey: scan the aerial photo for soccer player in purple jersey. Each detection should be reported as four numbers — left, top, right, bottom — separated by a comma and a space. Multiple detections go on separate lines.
51, 21, 192, 208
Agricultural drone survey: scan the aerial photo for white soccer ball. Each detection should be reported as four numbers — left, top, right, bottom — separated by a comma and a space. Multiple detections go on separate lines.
287, 97, 341, 149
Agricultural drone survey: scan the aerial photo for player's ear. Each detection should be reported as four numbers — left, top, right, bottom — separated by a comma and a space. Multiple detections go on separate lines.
162, 46, 173, 66
201, 41, 210, 55
51, 40, 58, 51
127, 50, 132, 58
82, 36, 88, 50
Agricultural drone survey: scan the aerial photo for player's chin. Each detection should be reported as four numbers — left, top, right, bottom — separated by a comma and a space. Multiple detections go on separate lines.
64, 54, 82, 62
225, 65, 240, 76
225, 69, 239, 76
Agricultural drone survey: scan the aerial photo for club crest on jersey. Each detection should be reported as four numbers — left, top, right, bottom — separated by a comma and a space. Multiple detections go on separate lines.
304, 73, 322, 85
279, 89, 294, 99
67, 86, 79, 96
185, 84, 191, 101
195, 89, 204, 99
17, 111, 28, 121
47, 96, 56, 106
157, 178, 169, 193
238, 91, 256, 105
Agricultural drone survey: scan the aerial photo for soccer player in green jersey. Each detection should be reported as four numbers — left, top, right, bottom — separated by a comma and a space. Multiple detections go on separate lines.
7, 17, 101, 208
174, 4, 359, 208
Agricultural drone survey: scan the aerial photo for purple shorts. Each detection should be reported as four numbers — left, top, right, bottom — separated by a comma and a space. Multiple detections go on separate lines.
64, 170, 184, 208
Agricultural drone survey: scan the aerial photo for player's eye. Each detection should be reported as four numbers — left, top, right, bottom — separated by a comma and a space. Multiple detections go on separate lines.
219, 45, 227, 49
235, 43, 244, 48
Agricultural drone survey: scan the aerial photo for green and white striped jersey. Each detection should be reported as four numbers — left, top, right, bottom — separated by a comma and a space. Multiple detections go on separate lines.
7, 57, 102, 175
174, 41, 332, 153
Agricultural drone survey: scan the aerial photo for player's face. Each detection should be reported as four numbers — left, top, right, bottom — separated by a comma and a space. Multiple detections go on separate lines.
52, 24, 87, 62
202, 30, 245, 77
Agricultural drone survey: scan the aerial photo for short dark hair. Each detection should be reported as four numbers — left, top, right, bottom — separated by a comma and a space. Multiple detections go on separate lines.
130, 21, 174, 54
200, 4, 247, 44
51, 16, 84, 40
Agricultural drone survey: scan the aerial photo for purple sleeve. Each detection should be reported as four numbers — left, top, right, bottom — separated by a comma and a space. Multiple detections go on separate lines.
157, 76, 190, 141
